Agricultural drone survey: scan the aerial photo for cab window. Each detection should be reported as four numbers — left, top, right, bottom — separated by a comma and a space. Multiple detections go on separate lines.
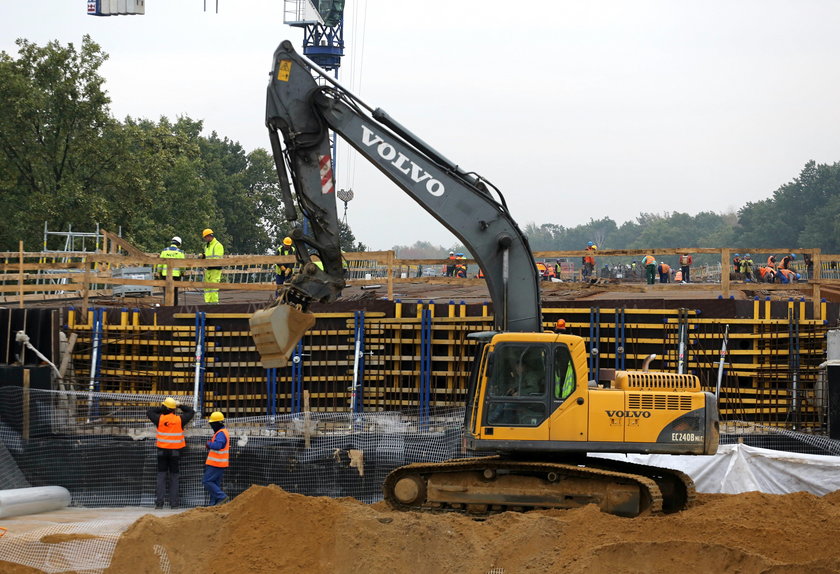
485, 344, 548, 426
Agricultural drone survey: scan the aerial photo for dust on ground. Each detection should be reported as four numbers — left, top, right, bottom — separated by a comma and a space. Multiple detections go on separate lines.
89, 484, 840, 574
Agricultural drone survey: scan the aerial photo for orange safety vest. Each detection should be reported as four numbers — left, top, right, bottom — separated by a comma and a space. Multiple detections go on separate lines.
156, 413, 186, 449
206, 428, 230, 468
643, 255, 655, 265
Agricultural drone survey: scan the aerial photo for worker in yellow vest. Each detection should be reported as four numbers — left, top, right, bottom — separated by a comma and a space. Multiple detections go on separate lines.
156, 236, 185, 305
200, 228, 224, 304
274, 236, 297, 297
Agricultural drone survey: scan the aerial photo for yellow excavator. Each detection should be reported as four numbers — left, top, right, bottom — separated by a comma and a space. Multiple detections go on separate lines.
250, 41, 719, 518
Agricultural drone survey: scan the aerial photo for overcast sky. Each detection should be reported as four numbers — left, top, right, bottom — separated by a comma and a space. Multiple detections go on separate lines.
2, 1, 840, 251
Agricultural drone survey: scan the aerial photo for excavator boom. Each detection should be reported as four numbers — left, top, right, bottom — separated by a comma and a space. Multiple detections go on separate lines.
251, 40, 542, 367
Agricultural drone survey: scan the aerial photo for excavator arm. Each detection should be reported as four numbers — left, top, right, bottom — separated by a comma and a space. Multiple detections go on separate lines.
251, 40, 542, 367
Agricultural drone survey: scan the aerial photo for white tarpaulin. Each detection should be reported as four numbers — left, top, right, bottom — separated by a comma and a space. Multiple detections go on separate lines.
595, 443, 840, 495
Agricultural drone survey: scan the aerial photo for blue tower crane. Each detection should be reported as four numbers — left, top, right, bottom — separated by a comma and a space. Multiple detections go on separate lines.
284, 0, 345, 76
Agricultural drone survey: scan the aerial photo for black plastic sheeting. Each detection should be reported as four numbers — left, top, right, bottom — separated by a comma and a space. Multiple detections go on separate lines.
0, 429, 464, 507
0, 308, 58, 365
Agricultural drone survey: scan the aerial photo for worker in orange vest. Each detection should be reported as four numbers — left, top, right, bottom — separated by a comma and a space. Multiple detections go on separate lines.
658, 261, 671, 283
582, 242, 597, 280
454, 253, 467, 278
758, 266, 776, 283
147, 397, 195, 509
203, 411, 231, 506
777, 268, 799, 284
642, 255, 656, 285
444, 251, 456, 276
766, 255, 777, 269
780, 253, 795, 270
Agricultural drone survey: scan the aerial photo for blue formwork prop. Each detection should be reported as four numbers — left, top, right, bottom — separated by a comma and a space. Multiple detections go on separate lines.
420, 309, 432, 431
615, 307, 626, 371
194, 311, 207, 413
87, 308, 104, 420
291, 340, 304, 414
266, 368, 277, 417
352, 310, 366, 414
589, 307, 600, 382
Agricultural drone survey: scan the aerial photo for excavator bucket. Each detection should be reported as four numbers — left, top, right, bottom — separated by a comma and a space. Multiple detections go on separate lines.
249, 303, 317, 368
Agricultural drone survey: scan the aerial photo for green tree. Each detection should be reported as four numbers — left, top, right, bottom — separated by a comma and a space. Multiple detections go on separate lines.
110, 116, 214, 253
0, 36, 114, 250
738, 160, 840, 250
339, 220, 366, 252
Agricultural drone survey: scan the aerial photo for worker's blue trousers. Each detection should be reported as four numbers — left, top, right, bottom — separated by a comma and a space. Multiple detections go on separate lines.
202, 465, 227, 504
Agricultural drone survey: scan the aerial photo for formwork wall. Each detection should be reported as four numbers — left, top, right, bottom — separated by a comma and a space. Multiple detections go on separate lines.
34, 297, 835, 431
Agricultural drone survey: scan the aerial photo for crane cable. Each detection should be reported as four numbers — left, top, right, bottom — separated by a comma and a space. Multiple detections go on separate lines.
342, 0, 368, 193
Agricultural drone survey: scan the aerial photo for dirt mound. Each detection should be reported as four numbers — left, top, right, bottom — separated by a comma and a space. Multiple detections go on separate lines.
104, 485, 840, 574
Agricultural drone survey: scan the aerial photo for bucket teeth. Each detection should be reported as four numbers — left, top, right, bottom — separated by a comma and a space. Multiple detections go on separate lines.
250, 304, 316, 368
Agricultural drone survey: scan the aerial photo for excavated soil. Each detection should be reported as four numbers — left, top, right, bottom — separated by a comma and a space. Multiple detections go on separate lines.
91, 485, 840, 574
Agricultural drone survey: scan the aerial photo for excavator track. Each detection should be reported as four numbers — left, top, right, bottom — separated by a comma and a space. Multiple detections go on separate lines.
383, 456, 668, 518
582, 457, 696, 514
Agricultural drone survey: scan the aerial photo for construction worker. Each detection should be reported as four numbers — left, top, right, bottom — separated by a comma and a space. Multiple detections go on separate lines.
146, 397, 195, 509
766, 254, 777, 270
732, 253, 742, 280
777, 268, 799, 284
758, 265, 776, 283
780, 253, 795, 270
200, 228, 224, 304
582, 242, 596, 281
203, 411, 230, 506
741, 254, 754, 282
642, 255, 656, 285
274, 237, 296, 293
535, 261, 548, 281
804, 253, 814, 279
156, 236, 185, 306
454, 253, 467, 278
678, 253, 693, 283
445, 251, 456, 277
658, 261, 671, 283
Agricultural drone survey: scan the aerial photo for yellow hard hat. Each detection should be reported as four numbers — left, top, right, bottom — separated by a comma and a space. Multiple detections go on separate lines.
283, 237, 292, 246
208, 411, 224, 422
202, 228, 214, 238
162, 397, 178, 409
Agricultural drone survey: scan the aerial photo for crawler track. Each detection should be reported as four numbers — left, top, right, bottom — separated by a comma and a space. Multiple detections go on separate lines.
383, 455, 685, 518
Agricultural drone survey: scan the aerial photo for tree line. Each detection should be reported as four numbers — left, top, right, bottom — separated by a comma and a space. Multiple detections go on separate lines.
0, 36, 365, 255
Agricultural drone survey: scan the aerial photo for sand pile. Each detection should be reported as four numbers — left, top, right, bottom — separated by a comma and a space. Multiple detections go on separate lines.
98, 485, 840, 574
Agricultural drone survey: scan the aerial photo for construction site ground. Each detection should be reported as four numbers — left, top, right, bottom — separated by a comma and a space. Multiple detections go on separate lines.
3, 485, 840, 573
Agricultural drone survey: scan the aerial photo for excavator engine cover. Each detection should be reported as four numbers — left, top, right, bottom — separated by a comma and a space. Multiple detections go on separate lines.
250, 303, 316, 368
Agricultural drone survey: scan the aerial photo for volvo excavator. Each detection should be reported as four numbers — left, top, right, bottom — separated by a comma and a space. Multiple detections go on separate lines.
250, 40, 719, 518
